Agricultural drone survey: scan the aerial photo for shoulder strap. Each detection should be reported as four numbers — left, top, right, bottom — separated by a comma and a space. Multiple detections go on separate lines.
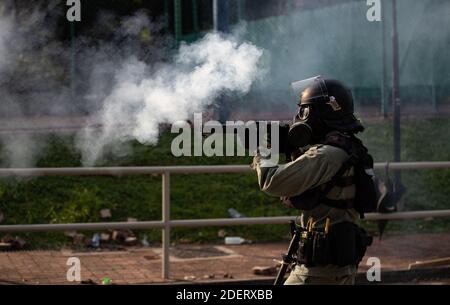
322, 153, 358, 195
321, 132, 360, 196
320, 133, 374, 214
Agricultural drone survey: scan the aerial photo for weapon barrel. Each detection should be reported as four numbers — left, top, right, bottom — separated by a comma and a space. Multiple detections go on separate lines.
274, 227, 301, 285
274, 264, 289, 285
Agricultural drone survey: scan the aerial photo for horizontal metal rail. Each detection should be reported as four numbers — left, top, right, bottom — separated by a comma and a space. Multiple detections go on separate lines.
0, 161, 449, 177
0, 161, 449, 280
0, 210, 450, 233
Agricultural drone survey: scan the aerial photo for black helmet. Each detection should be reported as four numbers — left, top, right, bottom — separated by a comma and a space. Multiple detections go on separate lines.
288, 76, 364, 148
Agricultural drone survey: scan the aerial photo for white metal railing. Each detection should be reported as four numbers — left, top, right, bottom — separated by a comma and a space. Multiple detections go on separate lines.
0, 161, 450, 279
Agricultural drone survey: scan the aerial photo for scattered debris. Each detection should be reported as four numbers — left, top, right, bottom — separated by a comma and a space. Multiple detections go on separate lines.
224, 236, 246, 245
100, 209, 112, 219
64, 231, 78, 238
100, 233, 110, 242
13, 237, 26, 249
1, 235, 26, 250
72, 233, 85, 247
217, 229, 227, 238
203, 274, 215, 279
112, 229, 134, 243
228, 208, 245, 218
223, 273, 234, 279
111, 230, 123, 242
184, 275, 196, 281
63, 225, 141, 251
124, 236, 138, 246
0, 242, 11, 251
101, 277, 112, 285
1, 234, 13, 243
252, 266, 278, 276
141, 235, 150, 247
91, 234, 101, 248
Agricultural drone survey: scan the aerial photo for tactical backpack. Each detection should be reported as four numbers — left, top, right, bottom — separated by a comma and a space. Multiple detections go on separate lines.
287, 132, 378, 219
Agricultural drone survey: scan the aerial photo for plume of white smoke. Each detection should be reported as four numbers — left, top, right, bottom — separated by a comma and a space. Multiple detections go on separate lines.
77, 33, 264, 165
0, 16, 12, 73
0, 11, 34, 167
0, 4, 264, 167
76, 11, 173, 113
0, 5, 58, 168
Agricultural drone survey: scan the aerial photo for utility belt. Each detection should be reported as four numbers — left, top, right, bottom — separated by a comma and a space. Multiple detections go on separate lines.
296, 219, 372, 267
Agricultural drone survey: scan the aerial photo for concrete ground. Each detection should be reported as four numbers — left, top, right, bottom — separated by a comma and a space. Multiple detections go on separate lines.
0, 232, 449, 285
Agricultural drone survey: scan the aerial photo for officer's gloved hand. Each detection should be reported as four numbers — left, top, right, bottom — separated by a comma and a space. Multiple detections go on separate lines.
250, 155, 259, 170
250, 146, 273, 170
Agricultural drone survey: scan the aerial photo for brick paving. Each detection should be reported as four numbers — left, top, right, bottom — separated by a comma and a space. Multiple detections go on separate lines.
0, 233, 449, 285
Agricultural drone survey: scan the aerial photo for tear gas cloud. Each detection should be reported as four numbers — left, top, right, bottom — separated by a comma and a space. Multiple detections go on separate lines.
77, 32, 263, 165
0, 4, 264, 167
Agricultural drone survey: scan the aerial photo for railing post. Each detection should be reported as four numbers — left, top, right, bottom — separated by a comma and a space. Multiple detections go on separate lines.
162, 172, 170, 279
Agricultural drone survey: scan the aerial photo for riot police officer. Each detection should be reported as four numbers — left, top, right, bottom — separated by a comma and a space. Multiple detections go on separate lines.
252, 76, 374, 285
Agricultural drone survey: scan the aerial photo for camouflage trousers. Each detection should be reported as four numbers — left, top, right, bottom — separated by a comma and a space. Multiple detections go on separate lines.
284, 264, 357, 285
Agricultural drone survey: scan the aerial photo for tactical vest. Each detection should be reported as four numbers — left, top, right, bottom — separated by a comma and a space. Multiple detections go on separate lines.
287, 132, 377, 219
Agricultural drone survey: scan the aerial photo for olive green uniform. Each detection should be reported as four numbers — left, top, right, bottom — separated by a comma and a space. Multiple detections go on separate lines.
252, 144, 360, 285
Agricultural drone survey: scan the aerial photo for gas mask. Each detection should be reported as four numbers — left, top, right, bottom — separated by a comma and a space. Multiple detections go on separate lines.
286, 76, 327, 149
286, 76, 364, 153
288, 105, 329, 149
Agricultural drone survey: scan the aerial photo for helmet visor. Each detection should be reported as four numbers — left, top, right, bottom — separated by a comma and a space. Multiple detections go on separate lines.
289, 76, 328, 105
